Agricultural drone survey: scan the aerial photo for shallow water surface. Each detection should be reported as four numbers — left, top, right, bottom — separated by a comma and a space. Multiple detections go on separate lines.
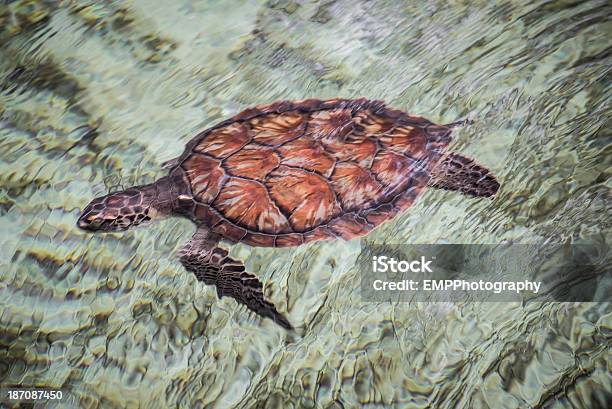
0, 0, 610, 408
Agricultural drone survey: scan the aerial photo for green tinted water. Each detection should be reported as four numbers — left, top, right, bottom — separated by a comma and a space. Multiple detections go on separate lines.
0, 1, 610, 408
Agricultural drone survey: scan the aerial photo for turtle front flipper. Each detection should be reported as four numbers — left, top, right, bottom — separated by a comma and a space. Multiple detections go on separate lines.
429, 153, 500, 197
179, 227, 293, 330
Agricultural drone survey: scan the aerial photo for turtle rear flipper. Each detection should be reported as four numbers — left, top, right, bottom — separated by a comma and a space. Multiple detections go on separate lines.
429, 153, 499, 197
179, 227, 293, 330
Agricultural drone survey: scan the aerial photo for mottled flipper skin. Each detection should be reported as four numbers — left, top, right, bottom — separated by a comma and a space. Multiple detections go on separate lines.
179, 227, 292, 329
77, 98, 500, 330
429, 153, 500, 197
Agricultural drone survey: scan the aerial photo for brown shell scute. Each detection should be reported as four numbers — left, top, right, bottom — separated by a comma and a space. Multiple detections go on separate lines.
330, 162, 382, 211
224, 144, 280, 180
179, 98, 452, 246
353, 109, 395, 134
249, 111, 306, 146
212, 178, 291, 234
277, 138, 336, 177
371, 151, 415, 196
379, 125, 427, 157
307, 109, 353, 143
323, 137, 378, 168
194, 123, 249, 158
266, 166, 341, 232
183, 154, 227, 203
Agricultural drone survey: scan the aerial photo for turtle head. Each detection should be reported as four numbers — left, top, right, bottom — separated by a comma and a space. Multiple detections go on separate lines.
77, 188, 156, 233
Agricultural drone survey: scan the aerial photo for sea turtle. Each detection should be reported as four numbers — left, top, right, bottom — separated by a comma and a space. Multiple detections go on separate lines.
77, 98, 499, 329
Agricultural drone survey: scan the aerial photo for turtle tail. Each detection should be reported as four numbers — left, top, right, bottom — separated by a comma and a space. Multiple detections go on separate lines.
429, 153, 499, 198
443, 118, 474, 129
